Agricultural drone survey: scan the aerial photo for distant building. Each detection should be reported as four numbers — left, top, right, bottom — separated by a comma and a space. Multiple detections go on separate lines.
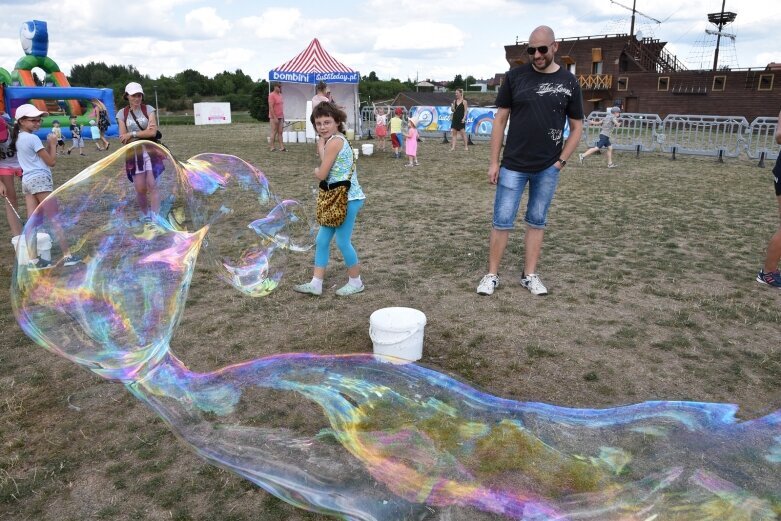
391, 91, 498, 110
505, 33, 780, 120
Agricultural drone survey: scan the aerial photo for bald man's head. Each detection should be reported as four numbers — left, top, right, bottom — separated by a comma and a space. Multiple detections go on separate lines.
528, 26, 558, 72
530, 26, 555, 43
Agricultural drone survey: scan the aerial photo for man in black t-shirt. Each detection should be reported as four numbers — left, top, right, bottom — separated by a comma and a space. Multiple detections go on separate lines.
476, 25, 584, 297
756, 107, 781, 288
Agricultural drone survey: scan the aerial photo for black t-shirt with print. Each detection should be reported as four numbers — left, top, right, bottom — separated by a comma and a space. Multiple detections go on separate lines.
495, 63, 583, 172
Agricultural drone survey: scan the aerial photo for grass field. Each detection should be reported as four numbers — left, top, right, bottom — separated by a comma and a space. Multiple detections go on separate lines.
1, 122, 779, 521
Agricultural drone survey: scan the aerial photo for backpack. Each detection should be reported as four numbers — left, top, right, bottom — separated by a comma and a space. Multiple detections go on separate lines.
123, 105, 162, 142
123, 105, 150, 124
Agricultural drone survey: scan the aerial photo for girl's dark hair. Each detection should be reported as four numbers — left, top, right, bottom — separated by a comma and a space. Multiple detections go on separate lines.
9, 121, 20, 152
310, 101, 347, 134
316, 81, 327, 93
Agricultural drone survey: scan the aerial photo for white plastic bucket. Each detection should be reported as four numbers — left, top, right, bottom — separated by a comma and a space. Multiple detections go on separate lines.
361, 143, 374, 156
282, 131, 289, 143
345, 129, 355, 140
11, 232, 52, 264
352, 148, 359, 160
297, 131, 306, 143
370, 307, 426, 362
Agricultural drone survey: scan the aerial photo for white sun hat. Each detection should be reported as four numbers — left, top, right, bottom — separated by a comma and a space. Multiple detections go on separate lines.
15, 104, 49, 119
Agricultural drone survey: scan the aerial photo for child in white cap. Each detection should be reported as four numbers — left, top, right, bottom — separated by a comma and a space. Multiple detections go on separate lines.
10, 104, 81, 267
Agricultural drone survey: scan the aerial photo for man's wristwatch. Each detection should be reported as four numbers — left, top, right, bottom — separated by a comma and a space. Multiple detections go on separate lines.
132, 131, 137, 138
558, 158, 567, 167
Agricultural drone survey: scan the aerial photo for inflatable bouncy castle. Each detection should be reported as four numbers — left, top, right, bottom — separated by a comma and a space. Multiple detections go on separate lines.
0, 20, 117, 139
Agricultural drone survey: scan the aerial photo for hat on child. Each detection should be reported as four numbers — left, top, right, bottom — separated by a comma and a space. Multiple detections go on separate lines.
394, 107, 403, 116
15, 104, 49, 119
408, 116, 419, 127
89, 120, 96, 125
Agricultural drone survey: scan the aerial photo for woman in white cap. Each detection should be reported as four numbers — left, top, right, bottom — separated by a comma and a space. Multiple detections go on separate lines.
10, 104, 81, 267
117, 81, 163, 218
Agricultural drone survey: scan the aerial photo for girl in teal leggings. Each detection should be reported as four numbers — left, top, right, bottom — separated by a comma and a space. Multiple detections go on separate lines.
294, 102, 366, 296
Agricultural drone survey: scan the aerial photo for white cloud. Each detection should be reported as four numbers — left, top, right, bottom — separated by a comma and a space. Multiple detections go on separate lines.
374, 22, 465, 53
194, 47, 256, 77
185, 7, 231, 39
238, 8, 302, 40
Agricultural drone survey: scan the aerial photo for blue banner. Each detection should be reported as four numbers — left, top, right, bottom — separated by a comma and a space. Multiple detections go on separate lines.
466, 108, 497, 135
268, 70, 360, 84
408, 106, 497, 134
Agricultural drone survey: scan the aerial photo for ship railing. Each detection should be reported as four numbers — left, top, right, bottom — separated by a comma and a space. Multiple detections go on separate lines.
578, 74, 613, 90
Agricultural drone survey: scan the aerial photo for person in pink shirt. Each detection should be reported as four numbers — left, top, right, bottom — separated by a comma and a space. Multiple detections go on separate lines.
312, 81, 330, 106
268, 83, 286, 152
404, 116, 420, 167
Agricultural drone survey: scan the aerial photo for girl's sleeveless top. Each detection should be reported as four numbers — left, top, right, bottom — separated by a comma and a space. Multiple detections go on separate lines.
326, 134, 365, 201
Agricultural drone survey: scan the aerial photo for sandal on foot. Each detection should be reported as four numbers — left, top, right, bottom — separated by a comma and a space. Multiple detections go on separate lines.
293, 282, 322, 296
335, 283, 365, 296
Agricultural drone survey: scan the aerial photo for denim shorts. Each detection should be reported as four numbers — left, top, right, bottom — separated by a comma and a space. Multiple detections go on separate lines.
492, 165, 560, 230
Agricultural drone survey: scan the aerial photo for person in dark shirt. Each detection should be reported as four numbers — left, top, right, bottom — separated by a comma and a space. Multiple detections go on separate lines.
476, 25, 584, 297
756, 107, 781, 288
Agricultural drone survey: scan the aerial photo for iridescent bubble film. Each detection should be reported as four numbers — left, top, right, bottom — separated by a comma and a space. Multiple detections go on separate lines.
11, 143, 781, 520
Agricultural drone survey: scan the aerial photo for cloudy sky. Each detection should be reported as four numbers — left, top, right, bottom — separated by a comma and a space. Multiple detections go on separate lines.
0, 0, 778, 82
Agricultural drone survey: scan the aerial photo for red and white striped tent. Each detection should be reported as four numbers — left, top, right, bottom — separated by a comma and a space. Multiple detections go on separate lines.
269, 38, 360, 134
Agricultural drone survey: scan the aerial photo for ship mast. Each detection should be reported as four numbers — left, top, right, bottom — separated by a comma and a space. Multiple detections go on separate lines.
609, 0, 662, 38
708, 0, 737, 71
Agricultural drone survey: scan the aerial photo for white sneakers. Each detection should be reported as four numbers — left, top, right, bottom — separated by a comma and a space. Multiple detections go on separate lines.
476, 274, 499, 295
478, 272, 548, 296
520, 273, 548, 296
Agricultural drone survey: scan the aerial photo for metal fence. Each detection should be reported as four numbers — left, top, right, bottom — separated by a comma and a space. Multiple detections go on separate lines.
583, 111, 663, 154
359, 106, 778, 165
657, 115, 748, 159
359, 105, 493, 142
745, 117, 780, 164
359, 106, 407, 138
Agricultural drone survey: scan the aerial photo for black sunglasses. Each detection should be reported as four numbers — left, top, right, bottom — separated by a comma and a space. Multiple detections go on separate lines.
527, 44, 553, 55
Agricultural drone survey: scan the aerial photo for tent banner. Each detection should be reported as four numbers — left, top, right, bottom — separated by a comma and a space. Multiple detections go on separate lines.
269, 70, 360, 84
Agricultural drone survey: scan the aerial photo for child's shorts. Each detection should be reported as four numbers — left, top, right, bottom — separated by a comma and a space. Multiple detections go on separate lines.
0, 167, 22, 177
22, 171, 53, 195
72, 137, 84, 147
57, 139, 64, 146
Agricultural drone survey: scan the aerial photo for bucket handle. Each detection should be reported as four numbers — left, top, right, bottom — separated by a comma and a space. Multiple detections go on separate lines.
369, 325, 419, 346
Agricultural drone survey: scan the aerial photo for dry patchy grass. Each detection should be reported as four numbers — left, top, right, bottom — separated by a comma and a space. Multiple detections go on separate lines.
1, 123, 779, 520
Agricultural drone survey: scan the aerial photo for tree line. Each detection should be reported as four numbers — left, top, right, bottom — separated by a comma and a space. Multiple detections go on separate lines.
66, 62, 476, 121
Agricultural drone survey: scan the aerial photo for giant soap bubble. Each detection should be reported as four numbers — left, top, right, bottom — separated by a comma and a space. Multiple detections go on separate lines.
11, 142, 781, 520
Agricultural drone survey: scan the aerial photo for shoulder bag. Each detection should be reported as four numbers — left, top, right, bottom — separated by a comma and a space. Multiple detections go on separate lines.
316, 136, 355, 227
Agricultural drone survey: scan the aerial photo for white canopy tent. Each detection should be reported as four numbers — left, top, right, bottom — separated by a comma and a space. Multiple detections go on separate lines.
268, 38, 361, 140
